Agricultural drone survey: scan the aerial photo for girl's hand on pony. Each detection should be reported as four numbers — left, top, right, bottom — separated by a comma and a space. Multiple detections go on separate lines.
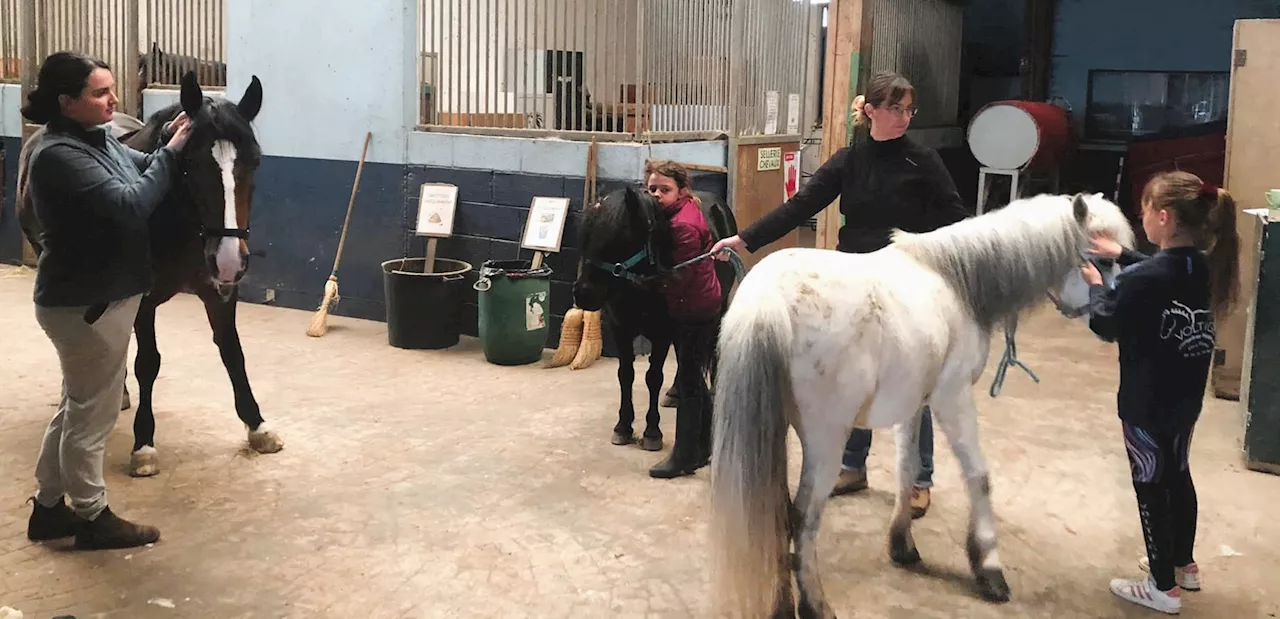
1080, 261, 1103, 286
1086, 231, 1124, 261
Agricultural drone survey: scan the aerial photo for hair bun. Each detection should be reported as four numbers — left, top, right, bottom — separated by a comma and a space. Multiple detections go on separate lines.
852, 95, 866, 113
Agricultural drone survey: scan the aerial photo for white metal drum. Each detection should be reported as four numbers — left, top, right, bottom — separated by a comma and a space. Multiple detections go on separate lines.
967, 104, 1041, 171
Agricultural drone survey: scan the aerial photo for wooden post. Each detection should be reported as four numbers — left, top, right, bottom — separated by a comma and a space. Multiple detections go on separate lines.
816, 0, 874, 250
1021, 0, 1057, 101
422, 238, 438, 274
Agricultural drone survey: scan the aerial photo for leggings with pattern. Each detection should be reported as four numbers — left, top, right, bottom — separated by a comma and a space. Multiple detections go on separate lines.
1123, 422, 1198, 591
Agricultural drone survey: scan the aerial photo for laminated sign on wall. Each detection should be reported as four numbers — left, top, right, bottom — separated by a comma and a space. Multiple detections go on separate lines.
783, 151, 800, 201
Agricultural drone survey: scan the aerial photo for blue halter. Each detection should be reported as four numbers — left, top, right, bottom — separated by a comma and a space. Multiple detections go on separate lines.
586, 244, 655, 285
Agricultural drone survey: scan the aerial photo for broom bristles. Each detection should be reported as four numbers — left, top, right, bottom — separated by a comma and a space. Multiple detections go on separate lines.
306, 276, 339, 337
570, 310, 604, 370
547, 307, 585, 367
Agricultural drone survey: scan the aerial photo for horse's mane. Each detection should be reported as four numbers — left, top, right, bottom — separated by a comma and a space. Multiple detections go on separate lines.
891, 194, 1100, 331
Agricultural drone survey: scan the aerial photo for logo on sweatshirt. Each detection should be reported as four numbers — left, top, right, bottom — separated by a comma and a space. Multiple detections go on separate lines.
1159, 301, 1215, 358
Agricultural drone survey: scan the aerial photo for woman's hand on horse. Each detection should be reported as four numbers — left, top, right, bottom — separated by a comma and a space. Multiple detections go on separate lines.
1085, 231, 1122, 260
711, 235, 747, 260
165, 113, 193, 152
1080, 261, 1103, 286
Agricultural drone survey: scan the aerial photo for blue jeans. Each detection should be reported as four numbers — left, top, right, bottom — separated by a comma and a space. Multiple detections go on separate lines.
841, 406, 934, 489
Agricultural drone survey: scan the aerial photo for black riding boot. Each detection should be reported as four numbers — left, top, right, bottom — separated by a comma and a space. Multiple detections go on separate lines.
649, 403, 703, 479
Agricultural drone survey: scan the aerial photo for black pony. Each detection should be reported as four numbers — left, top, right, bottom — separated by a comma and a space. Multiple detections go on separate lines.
572, 185, 738, 456
17, 71, 279, 477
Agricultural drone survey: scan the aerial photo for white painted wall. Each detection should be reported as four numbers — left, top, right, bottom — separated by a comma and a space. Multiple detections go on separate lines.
1, 83, 22, 138
407, 131, 726, 181
225, 0, 417, 164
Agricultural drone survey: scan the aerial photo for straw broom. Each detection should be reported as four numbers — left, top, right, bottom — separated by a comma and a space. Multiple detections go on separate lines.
569, 309, 602, 369
546, 307, 585, 367
307, 131, 372, 337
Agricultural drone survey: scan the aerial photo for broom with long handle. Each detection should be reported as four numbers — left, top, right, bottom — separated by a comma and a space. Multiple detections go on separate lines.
307, 131, 372, 337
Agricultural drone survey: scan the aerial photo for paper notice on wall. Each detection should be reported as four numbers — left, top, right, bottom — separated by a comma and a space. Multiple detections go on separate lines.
783, 151, 800, 201
764, 91, 779, 135
786, 93, 801, 134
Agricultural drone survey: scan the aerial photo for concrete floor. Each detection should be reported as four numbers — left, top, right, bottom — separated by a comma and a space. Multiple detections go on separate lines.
1, 264, 1278, 619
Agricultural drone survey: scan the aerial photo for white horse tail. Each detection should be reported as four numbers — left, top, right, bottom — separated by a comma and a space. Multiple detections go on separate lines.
709, 276, 793, 618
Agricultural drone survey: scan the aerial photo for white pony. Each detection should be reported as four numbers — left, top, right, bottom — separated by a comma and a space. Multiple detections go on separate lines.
708, 192, 1135, 619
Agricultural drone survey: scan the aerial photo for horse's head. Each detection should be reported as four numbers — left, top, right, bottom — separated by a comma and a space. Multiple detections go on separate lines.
172, 71, 264, 294
1046, 192, 1136, 319
573, 185, 673, 312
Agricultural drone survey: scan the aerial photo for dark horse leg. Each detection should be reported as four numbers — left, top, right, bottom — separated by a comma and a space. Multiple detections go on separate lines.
129, 297, 163, 477
641, 333, 673, 451
660, 338, 681, 408
611, 324, 640, 447
198, 285, 284, 455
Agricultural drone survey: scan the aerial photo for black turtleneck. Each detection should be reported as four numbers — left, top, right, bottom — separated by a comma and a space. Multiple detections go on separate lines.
739, 133, 969, 254
26, 116, 179, 307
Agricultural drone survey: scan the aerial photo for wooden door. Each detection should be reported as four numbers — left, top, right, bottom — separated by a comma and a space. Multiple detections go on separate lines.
1213, 18, 1280, 400
733, 138, 802, 271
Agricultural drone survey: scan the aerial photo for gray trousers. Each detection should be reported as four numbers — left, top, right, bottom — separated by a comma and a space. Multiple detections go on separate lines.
33, 294, 140, 521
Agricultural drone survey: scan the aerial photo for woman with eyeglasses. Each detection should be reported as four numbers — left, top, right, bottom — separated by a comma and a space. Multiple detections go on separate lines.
710, 70, 969, 518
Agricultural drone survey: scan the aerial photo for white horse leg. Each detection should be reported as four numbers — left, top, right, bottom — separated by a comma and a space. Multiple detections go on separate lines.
931, 391, 1012, 602
793, 418, 848, 619
888, 410, 925, 566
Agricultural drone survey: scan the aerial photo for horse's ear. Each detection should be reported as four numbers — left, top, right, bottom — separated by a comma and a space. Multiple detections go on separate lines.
180, 71, 203, 116
1071, 193, 1089, 223
238, 75, 263, 122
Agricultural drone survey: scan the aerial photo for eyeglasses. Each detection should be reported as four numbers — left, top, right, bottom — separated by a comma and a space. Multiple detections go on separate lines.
887, 104, 919, 118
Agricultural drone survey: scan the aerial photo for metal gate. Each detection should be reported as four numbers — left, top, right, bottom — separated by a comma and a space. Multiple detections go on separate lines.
20, 0, 142, 117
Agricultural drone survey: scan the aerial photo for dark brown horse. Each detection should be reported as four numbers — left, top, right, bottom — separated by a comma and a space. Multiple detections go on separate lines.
17, 71, 281, 477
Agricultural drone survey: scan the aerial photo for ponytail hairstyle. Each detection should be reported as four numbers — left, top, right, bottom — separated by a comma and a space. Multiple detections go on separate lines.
644, 159, 701, 207
850, 70, 915, 129
1141, 170, 1240, 318
20, 51, 110, 125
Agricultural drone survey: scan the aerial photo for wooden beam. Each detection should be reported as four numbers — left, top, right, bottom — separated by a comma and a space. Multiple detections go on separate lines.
643, 159, 729, 174
1021, 0, 1057, 101
816, 0, 874, 250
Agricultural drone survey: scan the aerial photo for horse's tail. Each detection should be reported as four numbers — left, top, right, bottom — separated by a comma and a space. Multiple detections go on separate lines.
709, 268, 793, 618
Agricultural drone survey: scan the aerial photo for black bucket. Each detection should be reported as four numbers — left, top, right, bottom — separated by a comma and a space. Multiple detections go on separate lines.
381, 257, 473, 350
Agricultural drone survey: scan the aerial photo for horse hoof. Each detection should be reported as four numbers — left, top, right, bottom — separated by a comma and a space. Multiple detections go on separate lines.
889, 533, 921, 566
659, 394, 678, 408
641, 436, 663, 451
120, 391, 131, 411
611, 431, 635, 446
130, 446, 159, 478
976, 569, 1011, 603
248, 424, 284, 454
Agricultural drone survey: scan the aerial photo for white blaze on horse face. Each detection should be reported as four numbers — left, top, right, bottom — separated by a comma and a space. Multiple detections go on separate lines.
211, 140, 242, 284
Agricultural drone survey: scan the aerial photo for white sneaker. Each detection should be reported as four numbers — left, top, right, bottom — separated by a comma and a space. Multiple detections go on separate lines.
1139, 556, 1202, 591
1110, 574, 1182, 615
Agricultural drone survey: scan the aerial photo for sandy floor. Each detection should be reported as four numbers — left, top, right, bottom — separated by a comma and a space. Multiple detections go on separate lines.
1, 264, 1277, 619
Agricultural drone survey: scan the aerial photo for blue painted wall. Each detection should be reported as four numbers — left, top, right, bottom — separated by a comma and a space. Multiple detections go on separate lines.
1050, 0, 1280, 126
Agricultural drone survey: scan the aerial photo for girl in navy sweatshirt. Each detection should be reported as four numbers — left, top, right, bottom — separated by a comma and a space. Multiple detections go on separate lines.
1083, 170, 1240, 614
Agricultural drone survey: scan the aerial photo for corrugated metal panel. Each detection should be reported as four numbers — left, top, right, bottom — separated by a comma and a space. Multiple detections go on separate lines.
869, 0, 964, 128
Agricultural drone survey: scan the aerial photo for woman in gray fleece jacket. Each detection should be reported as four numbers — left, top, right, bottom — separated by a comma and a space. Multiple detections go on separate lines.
21, 50, 191, 550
